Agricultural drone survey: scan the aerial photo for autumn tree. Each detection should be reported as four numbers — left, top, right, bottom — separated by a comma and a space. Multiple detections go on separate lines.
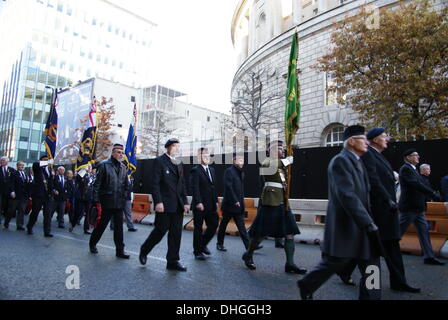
231, 68, 283, 150
317, 0, 448, 140
95, 96, 115, 161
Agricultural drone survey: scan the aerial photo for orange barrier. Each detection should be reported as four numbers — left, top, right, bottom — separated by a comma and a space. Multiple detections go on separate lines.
184, 198, 258, 236
131, 194, 152, 223
400, 202, 448, 257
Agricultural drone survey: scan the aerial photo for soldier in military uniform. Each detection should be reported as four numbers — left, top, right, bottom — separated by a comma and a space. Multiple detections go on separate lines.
242, 140, 306, 274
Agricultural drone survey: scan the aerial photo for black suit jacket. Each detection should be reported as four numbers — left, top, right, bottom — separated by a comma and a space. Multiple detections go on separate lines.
53, 175, 68, 201
13, 170, 31, 201
31, 163, 53, 200
361, 146, 400, 240
323, 149, 374, 260
441, 175, 448, 202
398, 163, 435, 213
65, 179, 76, 201
0, 166, 16, 197
221, 165, 245, 214
190, 165, 217, 212
150, 154, 188, 213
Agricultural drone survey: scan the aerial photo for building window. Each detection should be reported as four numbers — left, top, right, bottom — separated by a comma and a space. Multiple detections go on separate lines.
24, 88, 34, 101
22, 108, 33, 121
325, 72, 346, 106
19, 129, 30, 143
18, 149, 28, 161
324, 125, 345, 147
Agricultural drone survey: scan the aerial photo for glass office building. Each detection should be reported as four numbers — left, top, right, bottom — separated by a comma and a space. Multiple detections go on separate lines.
0, 0, 156, 165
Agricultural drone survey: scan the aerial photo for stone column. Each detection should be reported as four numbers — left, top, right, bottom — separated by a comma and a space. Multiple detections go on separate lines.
293, 0, 303, 25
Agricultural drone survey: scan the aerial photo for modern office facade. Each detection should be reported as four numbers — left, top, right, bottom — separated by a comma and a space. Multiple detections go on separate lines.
0, 0, 156, 165
231, 0, 446, 149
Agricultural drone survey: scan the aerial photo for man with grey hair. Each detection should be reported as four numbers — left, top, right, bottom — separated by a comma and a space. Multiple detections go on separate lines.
51, 166, 68, 228
1, 156, 16, 227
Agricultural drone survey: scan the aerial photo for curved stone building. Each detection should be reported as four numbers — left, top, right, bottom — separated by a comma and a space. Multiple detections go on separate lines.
230, 0, 446, 148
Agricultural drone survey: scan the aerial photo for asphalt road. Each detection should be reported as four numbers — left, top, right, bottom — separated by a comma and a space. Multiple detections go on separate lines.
0, 216, 447, 300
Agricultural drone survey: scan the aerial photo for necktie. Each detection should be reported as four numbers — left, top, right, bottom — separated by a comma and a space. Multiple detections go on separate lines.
206, 167, 212, 182
21, 171, 25, 182
61, 175, 64, 188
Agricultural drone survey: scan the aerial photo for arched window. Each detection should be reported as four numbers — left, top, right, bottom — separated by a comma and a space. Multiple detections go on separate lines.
324, 124, 344, 147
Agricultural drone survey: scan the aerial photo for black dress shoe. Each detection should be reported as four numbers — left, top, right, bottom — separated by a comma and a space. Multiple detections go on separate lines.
139, 251, 147, 265
89, 245, 98, 254
44, 233, 54, 238
242, 252, 256, 270
254, 245, 263, 251
116, 252, 130, 259
128, 228, 138, 232
4, 224, 9, 229
340, 276, 356, 286
84, 230, 91, 234
216, 244, 227, 252
195, 253, 207, 260
202, 246, 211, 255
58, 225, 65, 229
27, 228, 33, 235
297, 280, 313, 300
285, 264, 307, 275
17, 227, 25, 231
424, 258, 445, 265
391, 283, 421, 293
166, 262, 187, 272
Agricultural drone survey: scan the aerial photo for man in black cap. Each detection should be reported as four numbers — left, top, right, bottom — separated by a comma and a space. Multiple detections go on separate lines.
338, 128, 420, 292
297, 125, 381, 300
139, 138, 190, 271
242, 140, 306, 274
89, 144, 130, 259
398, 148, 444, 265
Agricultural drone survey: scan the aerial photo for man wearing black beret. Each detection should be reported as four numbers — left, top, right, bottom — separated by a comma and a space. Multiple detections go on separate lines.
338, 128, 420, 292
139, 138, 190, 271
398, 148, 445, 265
298, 125, 381, 300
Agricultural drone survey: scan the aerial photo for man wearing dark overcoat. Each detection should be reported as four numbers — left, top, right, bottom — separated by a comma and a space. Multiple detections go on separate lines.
297, 125, 381, 300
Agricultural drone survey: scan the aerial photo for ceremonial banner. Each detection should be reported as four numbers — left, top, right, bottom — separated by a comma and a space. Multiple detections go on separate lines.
44, 90, 58, 160
54, 79, 95, 165
124, 104, 137, 176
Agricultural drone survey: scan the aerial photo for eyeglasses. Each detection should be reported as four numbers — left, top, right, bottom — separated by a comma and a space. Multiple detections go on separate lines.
409, 153, 419, 157
351, 136, 367, 141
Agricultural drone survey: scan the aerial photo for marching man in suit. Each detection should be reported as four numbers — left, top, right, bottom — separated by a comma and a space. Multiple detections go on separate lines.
242, 140, 306, 274
139, 138, 190, 271
51, 166, 68, 229
0, 156, 16, 227
398, 148, 445, 265
4, 161, 31, 230
297, 125, 381, 300
190, 147, 219, 260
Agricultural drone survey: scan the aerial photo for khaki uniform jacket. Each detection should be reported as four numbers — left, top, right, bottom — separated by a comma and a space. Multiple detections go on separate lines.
260, 158, 289, 206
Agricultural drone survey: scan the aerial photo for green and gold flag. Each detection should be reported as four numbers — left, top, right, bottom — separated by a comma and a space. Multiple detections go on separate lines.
285, 33, 301, 150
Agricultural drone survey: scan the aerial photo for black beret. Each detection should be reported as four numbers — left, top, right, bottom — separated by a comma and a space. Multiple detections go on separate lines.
267, 140, 284, 149
403, 148, 417, 157
344, 125, 365, 140
165, 138, 180, 148
366, 128, 385, 140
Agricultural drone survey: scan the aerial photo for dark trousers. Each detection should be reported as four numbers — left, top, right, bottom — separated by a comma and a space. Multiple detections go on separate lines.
140, 211, 183, 264
71, 200, 91, 231
5, 198, 27, 228
51, 200, 66, 226
217, 211, 249, 249
301, 253, 381, 300
89, 208, 124, 252
27, 197, 52, 235
399, 212, 435, 259
338, 239, 407, 288
0, 194, 10, 223
193, 210, 219, 255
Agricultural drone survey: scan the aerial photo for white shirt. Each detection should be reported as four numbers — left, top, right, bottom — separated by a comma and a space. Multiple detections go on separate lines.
406, 162, 416, 170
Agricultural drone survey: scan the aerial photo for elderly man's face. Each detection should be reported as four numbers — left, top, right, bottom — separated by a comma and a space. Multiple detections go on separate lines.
1, 158, 8, 166
406, 152, 420, 166
421, 167, 431, 176
17, 163, 25, 171
168, 143, 180, 157
373, 132, 390, 150
234, 156, 244, 168
66, 171, 73, 179
58, 167, 65, 175
198, 151, 210, 166
349, 135, 369, 154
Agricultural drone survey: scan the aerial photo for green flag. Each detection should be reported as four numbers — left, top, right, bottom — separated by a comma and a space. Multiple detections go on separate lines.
285, 33, 300, 149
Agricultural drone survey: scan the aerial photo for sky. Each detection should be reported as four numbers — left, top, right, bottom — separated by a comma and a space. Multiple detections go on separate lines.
109, 0, 240, 115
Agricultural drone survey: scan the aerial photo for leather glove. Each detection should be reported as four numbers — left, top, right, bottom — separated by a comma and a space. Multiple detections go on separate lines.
388, 199, 398, 213
366, 223, 379, 234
